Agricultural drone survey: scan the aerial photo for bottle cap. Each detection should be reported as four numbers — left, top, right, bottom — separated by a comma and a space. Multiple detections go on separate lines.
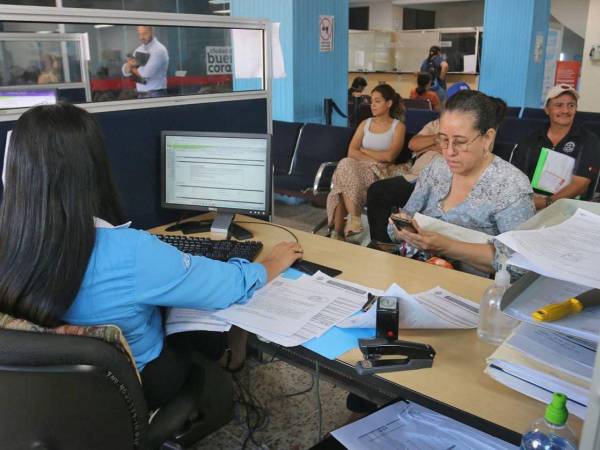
545, 392, 569, 425
494, 266, 510, 288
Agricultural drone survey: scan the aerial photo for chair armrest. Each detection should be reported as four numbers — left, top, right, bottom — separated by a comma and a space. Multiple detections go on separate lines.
312, 161, 338, 195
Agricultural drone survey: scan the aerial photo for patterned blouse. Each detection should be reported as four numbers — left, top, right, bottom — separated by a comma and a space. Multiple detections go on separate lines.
389, 155, 536, 274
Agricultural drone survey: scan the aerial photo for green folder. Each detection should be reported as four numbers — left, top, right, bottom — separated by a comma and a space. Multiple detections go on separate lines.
531, 147, 553, 194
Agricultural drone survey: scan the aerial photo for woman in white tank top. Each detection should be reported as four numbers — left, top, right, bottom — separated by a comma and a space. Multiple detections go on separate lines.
326, 84, 407, 239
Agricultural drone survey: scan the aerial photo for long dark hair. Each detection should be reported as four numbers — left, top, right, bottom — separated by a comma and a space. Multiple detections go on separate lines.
349, 76, 367, 96
416, 72, 431, 96
444, 90, 507, 133
0, 103, 125, 327
371, 84, 404, 121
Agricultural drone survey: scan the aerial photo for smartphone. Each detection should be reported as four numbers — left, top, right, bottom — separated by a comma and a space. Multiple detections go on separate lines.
392, 217, 417, 233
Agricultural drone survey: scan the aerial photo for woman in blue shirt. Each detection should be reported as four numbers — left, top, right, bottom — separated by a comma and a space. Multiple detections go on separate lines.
0, 103, 302, 408
389, 91, 536, 274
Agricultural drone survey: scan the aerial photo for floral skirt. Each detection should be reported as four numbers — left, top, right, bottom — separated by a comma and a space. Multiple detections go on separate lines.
326, 157, 409, 225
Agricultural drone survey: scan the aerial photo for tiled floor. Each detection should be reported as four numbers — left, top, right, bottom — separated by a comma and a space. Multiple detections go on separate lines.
193, 201, 355, 450
193, 357, 350, 450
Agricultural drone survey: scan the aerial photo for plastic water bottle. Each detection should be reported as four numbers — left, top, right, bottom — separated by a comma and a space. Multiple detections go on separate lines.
520, 393, 577, 450
477, 266, 519, 345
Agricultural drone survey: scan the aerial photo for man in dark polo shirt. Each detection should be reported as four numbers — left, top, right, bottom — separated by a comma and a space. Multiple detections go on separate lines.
513, 84, 600, 209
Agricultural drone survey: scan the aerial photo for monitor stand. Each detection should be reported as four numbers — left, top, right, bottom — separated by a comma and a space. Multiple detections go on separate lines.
211, 212, 234, 235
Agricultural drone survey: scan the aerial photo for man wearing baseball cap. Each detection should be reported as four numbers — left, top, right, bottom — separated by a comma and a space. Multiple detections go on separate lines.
512, 84, 600, 209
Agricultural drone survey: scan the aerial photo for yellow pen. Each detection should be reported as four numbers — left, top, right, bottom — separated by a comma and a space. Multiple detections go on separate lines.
532, 289, 599, 322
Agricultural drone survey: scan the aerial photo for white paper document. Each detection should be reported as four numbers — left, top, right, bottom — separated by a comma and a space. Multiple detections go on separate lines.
485, 365, 587, 420
331, 400, 517, 450
165, 308, 231, 335
338, 284, 479, 329
414, 212, 490, 244
506, 323, 596, 382
214, 275, 336, 336
533, 149, 574, 194
498, 208, 600, 289
502, 276, 598, 342
237, 273, 376, 347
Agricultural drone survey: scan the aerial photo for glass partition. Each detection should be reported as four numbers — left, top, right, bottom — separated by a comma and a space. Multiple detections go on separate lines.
0, 20, 264, 107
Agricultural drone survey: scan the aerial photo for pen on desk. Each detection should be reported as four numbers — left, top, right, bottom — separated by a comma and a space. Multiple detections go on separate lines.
361, 293, 377, 312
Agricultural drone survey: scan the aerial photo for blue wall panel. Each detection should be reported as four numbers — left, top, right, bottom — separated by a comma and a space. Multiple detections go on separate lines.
0, 100, 268, 229
293, 0, 349, 126
479, 0, 550, 108
231, 0, 295, 122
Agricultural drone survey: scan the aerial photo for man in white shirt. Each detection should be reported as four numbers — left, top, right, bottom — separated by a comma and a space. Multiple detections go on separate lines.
122, 26, 169, 98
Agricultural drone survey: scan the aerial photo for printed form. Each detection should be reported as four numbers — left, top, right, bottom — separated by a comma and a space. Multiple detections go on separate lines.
332, 401, 517, 450
499, 208, 600, 289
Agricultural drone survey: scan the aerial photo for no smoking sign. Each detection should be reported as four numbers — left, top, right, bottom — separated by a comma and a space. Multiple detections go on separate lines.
319, 15, 334, 52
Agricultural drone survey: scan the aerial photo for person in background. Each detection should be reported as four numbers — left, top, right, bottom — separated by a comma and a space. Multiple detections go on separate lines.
0, 103, 302, 409
367, 118, 442, 246
420, 45, 448, 103
327, 84, 406, 240
37, 54, 61, 85
512, 84, 600, 209
409, 72, 441, 111
388, 90, 534, 275
366, 85, 478, 247
348, 76, 368, 98
122, 25, 169, 98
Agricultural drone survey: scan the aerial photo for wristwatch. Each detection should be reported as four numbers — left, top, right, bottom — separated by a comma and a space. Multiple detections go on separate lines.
545, 196, 554, 207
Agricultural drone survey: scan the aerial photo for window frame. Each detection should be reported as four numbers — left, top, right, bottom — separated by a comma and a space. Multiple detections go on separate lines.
0, 5, 273, 125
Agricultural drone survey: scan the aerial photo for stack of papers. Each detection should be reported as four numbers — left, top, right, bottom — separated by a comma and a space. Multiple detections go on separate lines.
498, 208, 600, 290
338, 283, 479, 330
485, 323, 596, 419
332, 400, 517, 450
165, 271, 371, 347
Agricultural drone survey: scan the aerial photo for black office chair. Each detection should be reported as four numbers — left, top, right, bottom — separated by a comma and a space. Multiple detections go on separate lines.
0, 328, 233, 450
403, 98, 432, 110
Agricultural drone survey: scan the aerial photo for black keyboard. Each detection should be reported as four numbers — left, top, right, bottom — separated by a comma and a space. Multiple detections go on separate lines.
156, 234, 263, 262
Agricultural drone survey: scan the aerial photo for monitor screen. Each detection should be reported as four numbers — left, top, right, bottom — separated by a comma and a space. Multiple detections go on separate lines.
0, 90, 57, 109
161, 131, 271, 217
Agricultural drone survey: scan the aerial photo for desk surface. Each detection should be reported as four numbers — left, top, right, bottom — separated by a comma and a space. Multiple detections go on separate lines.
149, 214, 583, 437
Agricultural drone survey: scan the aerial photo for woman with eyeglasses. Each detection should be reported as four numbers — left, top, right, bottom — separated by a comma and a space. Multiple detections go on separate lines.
388, 90, 535, 274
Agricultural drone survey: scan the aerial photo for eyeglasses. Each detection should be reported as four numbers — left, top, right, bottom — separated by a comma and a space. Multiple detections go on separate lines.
435, 133, 483, 153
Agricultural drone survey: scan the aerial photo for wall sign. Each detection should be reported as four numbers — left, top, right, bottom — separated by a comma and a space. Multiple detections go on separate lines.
319, 15, 334, 52
206, 46, 232, 74
555, 60, 581, 88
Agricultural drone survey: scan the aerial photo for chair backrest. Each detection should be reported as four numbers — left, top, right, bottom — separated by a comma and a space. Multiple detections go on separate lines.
272, 120, 303, 175
404, 109, 439, 135
403, 99, 432, 110
496, 117, 547, 145
576, 111, 600, 124
290, 123, 355, 178
505, 106, 521, 118
583, 121, 600, 139
492, 141, 517, 163
521, 107, 547, 120
0, 329, 148, 450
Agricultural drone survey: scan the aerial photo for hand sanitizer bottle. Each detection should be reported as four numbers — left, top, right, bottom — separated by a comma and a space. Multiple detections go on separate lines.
477, 266, 519, 345
520, 392, 577, 450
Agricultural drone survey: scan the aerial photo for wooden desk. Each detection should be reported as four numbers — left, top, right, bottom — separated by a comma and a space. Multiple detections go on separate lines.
149, 214, 583, 438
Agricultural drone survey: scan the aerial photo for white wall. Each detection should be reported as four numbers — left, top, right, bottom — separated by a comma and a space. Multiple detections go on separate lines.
368, 2, 403, 29
433, 0, 483, 28
551, 0, 589, 38
578, 0, 600, 112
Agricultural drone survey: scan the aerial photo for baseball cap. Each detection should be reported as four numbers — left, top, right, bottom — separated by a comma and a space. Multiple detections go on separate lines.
545, 84, 579, 105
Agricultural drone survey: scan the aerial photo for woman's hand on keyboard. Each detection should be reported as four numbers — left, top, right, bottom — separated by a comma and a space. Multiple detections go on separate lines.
262, 242, 304, 282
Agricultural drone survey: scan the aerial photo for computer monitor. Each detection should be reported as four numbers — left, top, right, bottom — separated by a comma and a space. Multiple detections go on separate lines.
0, 89, 57, 109
161, 130, 271, 235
